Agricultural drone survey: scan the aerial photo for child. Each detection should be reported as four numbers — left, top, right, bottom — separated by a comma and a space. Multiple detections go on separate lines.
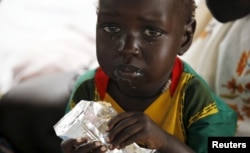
61, 0, 237, 152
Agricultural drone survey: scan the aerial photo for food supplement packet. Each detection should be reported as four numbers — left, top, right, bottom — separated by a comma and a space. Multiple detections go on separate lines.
54, 100, 156, 153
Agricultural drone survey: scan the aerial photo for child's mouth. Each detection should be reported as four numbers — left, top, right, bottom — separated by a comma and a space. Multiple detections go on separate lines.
114, 65, 144, 79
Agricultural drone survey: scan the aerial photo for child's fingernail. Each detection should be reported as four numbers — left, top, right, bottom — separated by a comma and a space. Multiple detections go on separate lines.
109, 144, 113, 150
100, 146, 107, 151
95, 141, 101, 146
76, 138, 84, 142
105, 137, 110, 143
105, 126, 110, 132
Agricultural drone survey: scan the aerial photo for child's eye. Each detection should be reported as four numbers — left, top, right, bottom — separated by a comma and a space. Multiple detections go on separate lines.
103, 25, 121, 33
143, 28, 162, 37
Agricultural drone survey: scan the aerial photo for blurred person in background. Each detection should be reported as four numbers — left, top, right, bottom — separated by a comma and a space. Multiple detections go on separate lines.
0, 0, 98, 152
0, 0, 98, 96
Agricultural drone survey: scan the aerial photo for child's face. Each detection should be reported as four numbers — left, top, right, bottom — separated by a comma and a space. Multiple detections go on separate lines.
96, 0, 192, 90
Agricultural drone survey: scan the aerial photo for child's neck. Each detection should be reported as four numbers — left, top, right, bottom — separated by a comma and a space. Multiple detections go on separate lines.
107, 80, 162, 112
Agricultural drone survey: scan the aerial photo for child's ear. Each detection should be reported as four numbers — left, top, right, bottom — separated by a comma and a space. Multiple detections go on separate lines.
178, 18, 196, 55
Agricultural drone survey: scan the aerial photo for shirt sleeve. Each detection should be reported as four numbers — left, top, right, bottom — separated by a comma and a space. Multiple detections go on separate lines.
183, 77, 237, 153
65, 69, 97, 113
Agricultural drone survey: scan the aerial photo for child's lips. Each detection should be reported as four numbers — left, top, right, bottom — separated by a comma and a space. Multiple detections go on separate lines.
114, 65, 143, 79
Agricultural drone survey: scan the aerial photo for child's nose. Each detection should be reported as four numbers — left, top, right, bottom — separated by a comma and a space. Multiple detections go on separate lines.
118, 34, 140, 56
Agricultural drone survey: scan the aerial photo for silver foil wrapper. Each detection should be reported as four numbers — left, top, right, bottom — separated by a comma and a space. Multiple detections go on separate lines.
54, 100, 155, 153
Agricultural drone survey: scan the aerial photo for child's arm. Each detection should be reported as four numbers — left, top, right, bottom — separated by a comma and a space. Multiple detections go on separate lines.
106, 112, 195, 153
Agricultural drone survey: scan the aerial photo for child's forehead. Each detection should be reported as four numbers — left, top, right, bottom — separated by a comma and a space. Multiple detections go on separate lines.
98, 0, 182, 9
98, 0, 185, 16
98, 0, 195, 24
97, 0, 189, 29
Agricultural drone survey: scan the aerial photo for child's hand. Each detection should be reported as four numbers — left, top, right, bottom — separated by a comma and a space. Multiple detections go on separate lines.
106, 112, 167, 150
61, 138, 107, 153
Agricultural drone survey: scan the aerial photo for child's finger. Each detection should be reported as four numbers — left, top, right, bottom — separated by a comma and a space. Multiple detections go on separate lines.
75, 141, 103, 153
107, 115, 138, 143
61, 138, 87, 153
107, 112, 135, 130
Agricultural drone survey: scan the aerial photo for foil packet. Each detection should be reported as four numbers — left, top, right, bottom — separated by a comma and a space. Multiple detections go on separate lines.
54, 100, 155, 153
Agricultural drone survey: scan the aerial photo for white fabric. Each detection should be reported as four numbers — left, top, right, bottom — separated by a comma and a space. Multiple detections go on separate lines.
182, 19, 233, 91
216, 15, 250, 136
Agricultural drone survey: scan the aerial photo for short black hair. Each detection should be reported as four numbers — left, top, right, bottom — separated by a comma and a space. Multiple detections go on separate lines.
184, 0, 197, 19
